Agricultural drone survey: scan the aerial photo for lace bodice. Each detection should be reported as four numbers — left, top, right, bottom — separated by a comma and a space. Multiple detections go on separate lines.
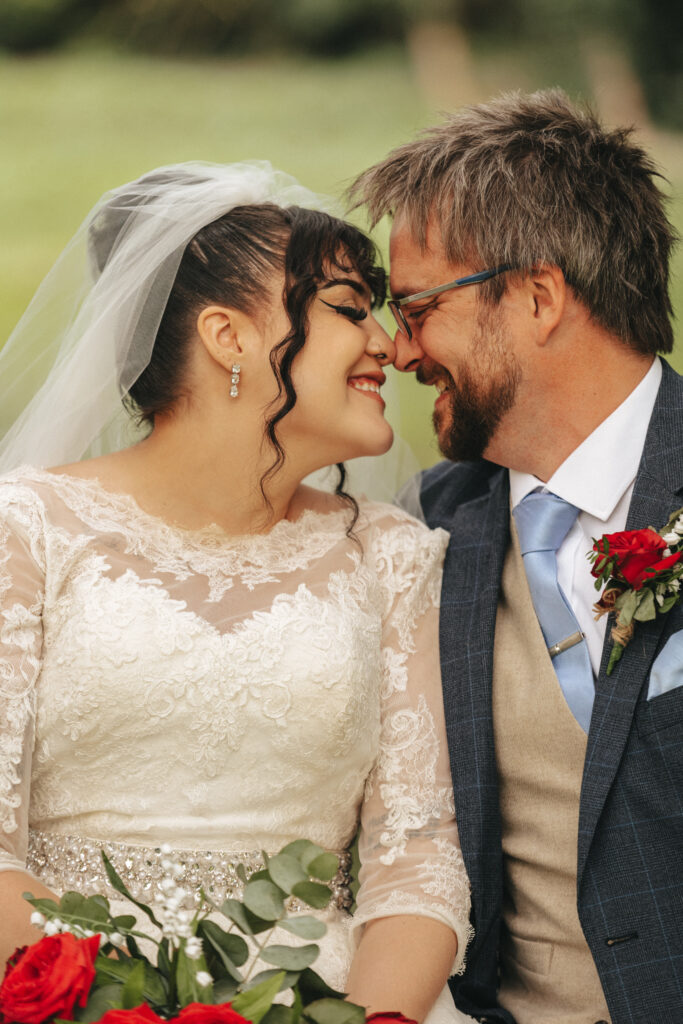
0, 467, 472, 971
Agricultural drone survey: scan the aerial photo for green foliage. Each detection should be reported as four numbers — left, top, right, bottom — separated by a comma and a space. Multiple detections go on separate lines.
232, 972, 287, 1024
24, 841, 363, 1023
303, 1000, 365, 1024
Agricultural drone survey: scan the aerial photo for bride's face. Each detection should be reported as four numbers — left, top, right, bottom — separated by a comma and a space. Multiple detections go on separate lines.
267, 267, 396, 470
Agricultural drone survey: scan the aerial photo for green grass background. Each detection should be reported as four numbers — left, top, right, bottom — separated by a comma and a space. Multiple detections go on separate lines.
1, 49, 681, 467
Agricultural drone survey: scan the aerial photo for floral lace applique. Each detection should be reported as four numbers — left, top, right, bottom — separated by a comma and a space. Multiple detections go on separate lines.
0, 520, 42, 836
369, 694, 455, 865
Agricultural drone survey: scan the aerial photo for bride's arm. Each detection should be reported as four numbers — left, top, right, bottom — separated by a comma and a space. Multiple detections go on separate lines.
0, 871, 57, 965
347, 915, 457, 1021
0, 488, 47, 965
348, 513, 472, 1020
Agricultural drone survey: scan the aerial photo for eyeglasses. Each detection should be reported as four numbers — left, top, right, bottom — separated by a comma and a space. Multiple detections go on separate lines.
387, 264, 513, 340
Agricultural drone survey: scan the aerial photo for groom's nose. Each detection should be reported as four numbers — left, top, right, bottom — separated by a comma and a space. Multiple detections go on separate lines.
393, 328, 424, 373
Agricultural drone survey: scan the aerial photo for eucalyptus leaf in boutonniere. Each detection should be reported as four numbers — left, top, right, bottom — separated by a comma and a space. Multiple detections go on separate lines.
589, 506, 683, 674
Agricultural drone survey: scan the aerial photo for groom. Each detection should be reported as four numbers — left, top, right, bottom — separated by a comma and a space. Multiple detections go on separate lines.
352, 90, 682, 1023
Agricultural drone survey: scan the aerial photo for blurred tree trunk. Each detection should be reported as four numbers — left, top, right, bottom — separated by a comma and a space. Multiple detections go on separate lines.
581, 34, 651, 131
406, 19, 479, 110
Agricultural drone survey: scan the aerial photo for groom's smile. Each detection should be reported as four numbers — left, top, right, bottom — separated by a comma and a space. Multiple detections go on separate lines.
389, 215, 522, 463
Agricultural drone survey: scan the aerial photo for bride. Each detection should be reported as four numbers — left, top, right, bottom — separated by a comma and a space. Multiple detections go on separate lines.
0, 163, 474, 1023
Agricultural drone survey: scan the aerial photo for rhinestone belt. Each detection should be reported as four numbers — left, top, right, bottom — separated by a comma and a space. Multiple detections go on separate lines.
26, 829, 353, 913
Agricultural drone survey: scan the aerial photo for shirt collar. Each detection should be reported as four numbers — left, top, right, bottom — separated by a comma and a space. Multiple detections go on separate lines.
509, 357, 662, 520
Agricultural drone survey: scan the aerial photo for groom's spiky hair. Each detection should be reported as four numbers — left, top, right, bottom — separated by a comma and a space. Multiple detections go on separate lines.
349, 89, 677, 356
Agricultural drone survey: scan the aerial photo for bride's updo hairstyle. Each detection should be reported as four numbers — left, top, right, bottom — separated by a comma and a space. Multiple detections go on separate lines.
89, 170, 386, 519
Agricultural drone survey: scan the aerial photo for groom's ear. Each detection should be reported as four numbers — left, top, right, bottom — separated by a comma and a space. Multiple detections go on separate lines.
526, 264, 566, 346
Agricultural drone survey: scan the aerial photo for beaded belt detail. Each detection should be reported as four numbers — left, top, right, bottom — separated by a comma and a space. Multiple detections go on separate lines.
26, 829, 353, 913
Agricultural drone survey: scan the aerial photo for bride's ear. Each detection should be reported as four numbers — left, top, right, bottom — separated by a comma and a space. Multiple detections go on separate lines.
195, 305, 256, 371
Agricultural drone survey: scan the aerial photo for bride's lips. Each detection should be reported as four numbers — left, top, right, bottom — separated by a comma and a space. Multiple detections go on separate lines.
348, 373, 386, 407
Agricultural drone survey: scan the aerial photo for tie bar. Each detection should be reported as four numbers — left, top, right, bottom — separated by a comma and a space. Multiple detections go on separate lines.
548, 631, 585, 658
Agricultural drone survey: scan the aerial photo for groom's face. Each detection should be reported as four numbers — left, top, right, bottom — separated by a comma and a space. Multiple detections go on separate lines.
389, 216, 521, 462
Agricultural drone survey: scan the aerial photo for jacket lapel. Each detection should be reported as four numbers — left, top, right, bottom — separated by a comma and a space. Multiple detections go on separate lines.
578, 360, 683, 884
436, 467, 511, 940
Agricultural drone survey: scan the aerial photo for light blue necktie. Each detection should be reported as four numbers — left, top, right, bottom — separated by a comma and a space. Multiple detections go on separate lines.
512, 491, 595, 732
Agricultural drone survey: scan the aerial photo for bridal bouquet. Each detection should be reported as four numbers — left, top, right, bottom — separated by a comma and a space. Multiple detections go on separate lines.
0, 841, 371, 1024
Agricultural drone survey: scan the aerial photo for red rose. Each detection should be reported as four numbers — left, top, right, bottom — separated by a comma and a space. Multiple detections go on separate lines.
366, 1014, 417, 1024
96, 1005, 165, 1024
592, 528, 681, 590
0, 932, 99, 1024
176, 1004, 252, 1024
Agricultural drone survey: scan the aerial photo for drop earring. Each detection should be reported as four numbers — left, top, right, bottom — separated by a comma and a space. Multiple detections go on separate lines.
230, 363, 241, 398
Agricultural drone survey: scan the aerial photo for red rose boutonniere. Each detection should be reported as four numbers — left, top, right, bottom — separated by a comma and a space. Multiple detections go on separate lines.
589, 506, 683, 673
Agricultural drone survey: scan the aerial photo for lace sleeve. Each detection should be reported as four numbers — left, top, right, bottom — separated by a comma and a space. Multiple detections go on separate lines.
0, 484, 46, 875
354, 512, 473, 975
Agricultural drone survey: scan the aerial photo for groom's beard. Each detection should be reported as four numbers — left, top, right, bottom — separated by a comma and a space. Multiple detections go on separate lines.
421, 306, 522, 463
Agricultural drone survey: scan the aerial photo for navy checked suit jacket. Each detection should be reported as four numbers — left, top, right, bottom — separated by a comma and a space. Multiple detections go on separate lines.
419, 359, 683, 1023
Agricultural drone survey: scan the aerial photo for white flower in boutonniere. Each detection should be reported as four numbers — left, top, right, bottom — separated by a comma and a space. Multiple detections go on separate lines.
588, 506, 683, 674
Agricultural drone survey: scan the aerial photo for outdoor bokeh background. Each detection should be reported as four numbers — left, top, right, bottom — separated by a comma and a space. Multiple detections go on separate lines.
1, 0, 681, 468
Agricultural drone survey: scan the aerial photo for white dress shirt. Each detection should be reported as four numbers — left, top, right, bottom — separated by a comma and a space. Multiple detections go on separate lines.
509, 357, 662, 676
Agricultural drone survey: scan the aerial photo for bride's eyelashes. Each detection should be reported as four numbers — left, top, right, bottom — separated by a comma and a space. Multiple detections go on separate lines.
320, 299, 368, 323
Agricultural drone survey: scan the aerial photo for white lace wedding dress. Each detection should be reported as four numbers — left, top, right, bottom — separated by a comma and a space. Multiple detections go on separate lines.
0, 468, 474, 1024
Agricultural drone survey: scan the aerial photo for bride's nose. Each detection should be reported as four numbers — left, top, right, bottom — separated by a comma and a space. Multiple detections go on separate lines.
366, 319, 396, 365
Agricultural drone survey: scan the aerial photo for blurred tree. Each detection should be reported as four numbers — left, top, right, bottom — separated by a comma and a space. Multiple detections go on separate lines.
0, 0, 93, 52
0, 0, 679, 128
625, 0, 682, 127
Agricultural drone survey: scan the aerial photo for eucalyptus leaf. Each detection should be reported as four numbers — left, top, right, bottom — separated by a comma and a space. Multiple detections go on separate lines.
262, 1005, 295, 1024
243, 878, 286, 920
246, 968, 301, 992
634, 588, 657, 621
101, 851, 161, 929
247, 869, 272, 883
213, 976, 239, 1001
280, 840, 324, 872
232, 970, 286, 1024
120, 961, 146, 1010
616, 588, 639, 626
297, 968, 347, 1002
220, 897, 253, 934
278, 916, 326, 940
303, 999, 365, 1024
199, 920, 249, 967
82, 895, 111, 924
260, 944, 319, 970
24, 895, 60, 916
59, 892, 88, 916
220, 897, 272, 936
75, 984, 123, 1022
266, 853, 308, 894
291, 881, 331, 910
197, 921, 244, 983
306, 854, 339, 882
112, 915, 137, 931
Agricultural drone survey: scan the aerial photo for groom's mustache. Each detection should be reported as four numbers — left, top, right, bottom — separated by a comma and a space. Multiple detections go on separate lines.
416, 362, 456, 393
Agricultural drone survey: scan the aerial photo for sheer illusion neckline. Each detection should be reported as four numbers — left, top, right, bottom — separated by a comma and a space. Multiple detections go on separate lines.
18, 465, 354, 551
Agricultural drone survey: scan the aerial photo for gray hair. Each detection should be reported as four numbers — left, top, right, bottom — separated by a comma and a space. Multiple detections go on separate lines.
350, 89, 676, 355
